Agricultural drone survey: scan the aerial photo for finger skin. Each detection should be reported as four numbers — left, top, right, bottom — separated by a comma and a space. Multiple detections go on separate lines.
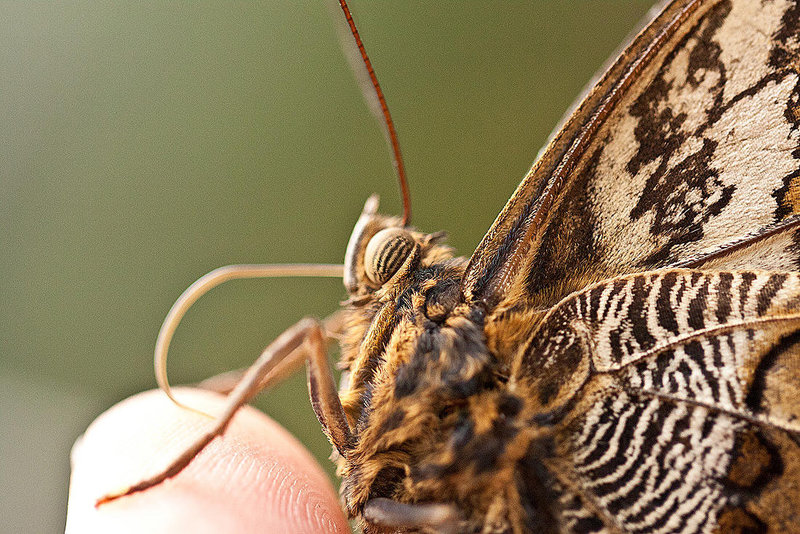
66, 388, 350, 534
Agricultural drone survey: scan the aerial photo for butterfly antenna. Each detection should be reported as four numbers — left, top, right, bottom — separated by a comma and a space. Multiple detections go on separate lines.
155, 263, 344, 417
333, 0, 411, 226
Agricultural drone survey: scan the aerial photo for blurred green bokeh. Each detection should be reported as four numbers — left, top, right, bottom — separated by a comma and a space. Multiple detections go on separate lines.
1, 2, 652, 532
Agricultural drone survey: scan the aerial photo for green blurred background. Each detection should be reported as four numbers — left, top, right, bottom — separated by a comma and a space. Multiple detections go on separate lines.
1, 2, 653, 532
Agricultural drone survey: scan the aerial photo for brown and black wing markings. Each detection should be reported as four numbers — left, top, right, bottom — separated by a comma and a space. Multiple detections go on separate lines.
513, 270, 800, 533
673, 213, 800, 271
463, 0, 800, 311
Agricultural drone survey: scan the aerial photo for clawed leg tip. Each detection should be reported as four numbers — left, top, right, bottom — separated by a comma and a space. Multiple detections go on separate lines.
94, 490, 127, 508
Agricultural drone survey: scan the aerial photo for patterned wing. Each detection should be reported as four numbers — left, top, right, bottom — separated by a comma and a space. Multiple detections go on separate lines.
513, 270, 800, 533
462, 0, 800, 310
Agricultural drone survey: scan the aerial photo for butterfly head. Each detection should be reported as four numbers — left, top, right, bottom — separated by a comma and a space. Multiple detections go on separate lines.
343, 195, 452, 296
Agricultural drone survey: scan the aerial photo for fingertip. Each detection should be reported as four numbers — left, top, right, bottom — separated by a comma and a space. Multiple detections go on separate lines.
67, 388, 349, 534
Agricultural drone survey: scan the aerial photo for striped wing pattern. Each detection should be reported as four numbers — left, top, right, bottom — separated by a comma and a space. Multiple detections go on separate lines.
515, 270, 800, 533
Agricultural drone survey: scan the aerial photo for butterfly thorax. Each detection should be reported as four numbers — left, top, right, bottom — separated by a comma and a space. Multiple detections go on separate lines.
336, 202, 561, 532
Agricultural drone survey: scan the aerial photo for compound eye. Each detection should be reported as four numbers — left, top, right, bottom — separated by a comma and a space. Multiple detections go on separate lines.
364, 228, 414, 285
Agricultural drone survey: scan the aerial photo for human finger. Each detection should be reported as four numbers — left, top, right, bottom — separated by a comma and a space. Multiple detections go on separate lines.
66, 388, 349, 534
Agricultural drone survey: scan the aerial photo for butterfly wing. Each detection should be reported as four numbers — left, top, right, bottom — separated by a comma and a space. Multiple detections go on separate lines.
514, 269, 800, 532
462, 0, 800, 310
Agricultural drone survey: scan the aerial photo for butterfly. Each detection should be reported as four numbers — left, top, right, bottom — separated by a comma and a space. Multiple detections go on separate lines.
102, 0, 800, 532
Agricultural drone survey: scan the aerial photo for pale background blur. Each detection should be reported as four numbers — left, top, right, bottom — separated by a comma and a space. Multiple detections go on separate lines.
1, 2, 652, 532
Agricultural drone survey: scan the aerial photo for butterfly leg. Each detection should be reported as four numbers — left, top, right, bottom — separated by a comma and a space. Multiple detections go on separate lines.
362, 497, 464, 534
305, 316, 353, 454
96, 314, 348, 505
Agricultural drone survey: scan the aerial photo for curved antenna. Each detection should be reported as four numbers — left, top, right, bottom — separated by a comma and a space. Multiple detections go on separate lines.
334, 0, 412, 226
155, 263, 344, 416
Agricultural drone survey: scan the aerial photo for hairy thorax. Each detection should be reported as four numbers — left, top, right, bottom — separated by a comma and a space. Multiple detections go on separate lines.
336, 234, 557, 533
